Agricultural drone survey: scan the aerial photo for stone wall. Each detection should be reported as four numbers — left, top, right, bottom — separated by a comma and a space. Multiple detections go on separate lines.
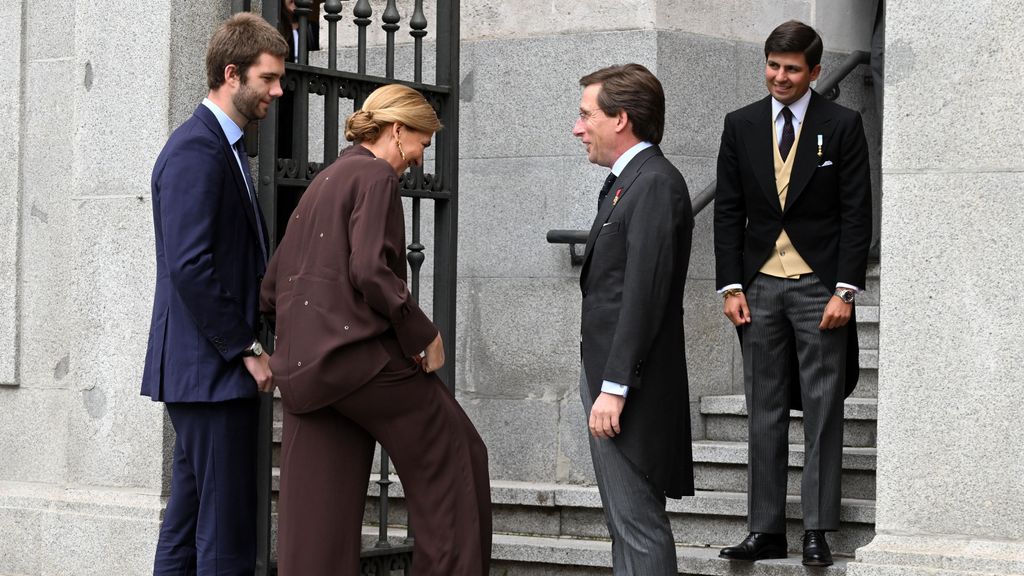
450, 5, 878, 484
0, 0, 227, 573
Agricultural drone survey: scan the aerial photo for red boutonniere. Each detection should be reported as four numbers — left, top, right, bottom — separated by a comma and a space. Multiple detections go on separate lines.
612, 188, 623, 206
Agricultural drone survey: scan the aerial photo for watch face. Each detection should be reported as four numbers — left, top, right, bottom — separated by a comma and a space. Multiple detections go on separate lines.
253, 342, 264, 356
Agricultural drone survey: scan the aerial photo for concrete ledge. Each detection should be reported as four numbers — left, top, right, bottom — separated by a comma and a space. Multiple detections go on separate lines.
491, 533, 853, 575
701, 395, 878, 421
848, 534, 1024, 576
355, 477, 876, 525
692, 440, 877, 471
0, 482, 163, 576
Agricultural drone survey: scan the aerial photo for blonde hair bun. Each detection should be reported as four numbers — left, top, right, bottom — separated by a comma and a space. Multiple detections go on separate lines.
343, 84, 443, 143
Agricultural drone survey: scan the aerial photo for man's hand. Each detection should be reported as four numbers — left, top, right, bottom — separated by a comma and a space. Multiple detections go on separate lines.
819, 296, 853, 330
589, 392, 626, 439
421, 333, 445, 373
723, 292, 752, 326
243, 354, 274, 393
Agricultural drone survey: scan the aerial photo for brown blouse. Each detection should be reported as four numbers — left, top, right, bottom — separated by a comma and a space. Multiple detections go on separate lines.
260, 145, 438, 413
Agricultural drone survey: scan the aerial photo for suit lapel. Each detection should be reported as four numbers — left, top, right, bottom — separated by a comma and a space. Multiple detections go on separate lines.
580, 146, 659, 277
785, 91, 834, 213
194, 105, 262, 246
740, 97, 782, 215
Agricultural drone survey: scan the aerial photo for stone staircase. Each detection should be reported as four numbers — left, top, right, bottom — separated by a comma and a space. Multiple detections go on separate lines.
270, 264, 881, 575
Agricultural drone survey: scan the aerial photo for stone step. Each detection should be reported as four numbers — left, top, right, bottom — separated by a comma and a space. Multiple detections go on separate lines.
489, 533, 851, 576
691, 440, 876, 500
857, 261, 880, 307
355, 479, 875, 556
850, 367, 877, 398
857, 305, 879, 349
701, 395, 878, 448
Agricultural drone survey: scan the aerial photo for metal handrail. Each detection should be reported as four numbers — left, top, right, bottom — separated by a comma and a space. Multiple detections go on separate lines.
689, 50, 870, 215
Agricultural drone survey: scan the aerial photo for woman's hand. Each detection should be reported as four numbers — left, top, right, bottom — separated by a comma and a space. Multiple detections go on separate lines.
421, 333, 445, 373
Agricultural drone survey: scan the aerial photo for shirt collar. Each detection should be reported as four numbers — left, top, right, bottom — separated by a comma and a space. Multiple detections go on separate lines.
771, 89, 812, 126
202, 98, 245, 147
611, 141, 654, 176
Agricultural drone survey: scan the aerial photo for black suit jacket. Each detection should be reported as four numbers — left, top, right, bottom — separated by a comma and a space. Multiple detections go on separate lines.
580, 145, 694, 498
714, 91, 872, 400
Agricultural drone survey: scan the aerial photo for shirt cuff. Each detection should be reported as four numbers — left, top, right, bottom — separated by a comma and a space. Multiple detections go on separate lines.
835, 282, 862, 292
601, 380, 629, 398
717, 283, 743, 294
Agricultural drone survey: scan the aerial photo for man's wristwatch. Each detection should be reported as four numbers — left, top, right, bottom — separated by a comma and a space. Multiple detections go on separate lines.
242, 340, 264, 357
834, 288, 856, 304
722, 288, 744, 299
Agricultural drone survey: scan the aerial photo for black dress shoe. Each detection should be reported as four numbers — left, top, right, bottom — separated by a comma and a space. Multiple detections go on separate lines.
802, 530, 834, 567
719, 532, 788, 561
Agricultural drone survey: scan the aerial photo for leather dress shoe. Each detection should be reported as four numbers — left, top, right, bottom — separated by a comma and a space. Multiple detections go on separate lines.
719, 532, 787, 561
802, 530, 833, 567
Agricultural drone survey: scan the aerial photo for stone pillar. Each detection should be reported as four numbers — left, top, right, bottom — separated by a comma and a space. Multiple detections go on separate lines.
0, 1, 23, 387
847, 2, 1024, 574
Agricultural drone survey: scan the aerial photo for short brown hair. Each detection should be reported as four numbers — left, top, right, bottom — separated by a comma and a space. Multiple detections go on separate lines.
764, 20, 823, 69
345, 84, 443, 143
579, 64, 665, 145
206, 13, 289, 90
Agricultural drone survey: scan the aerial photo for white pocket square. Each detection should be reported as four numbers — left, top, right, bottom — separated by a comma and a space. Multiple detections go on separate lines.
602, 222, 613, 227
819, 160, 834, 167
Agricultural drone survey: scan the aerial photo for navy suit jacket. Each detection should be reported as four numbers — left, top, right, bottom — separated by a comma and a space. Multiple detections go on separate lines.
141, 104, 269, 403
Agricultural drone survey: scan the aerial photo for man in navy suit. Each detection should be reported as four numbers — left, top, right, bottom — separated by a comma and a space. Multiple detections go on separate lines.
141, 13, 287, 575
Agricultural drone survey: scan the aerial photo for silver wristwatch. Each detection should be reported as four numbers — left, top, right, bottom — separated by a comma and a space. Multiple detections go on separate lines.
833, 288, 856, 304
242, 340, 264, 357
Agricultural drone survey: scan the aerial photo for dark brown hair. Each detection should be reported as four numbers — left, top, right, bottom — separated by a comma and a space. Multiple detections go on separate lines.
764, 20, 823, 69
579, 64, 665, 145
278, 0, 322, 51
206, 12, 289, 90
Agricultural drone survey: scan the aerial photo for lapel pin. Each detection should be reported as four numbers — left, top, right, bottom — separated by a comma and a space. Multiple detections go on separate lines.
817, 134, 823, 159
612, 188, 623, 206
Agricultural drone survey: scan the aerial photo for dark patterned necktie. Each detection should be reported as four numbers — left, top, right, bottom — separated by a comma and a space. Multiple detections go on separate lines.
234, 138, 268, 263
597, 172, 616, 209
779, 106, 795, 161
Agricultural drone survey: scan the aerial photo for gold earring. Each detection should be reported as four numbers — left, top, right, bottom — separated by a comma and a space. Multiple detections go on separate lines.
396, 138, 407, 162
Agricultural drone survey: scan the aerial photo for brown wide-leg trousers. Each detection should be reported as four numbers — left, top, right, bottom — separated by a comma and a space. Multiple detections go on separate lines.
276, 335, 492, 575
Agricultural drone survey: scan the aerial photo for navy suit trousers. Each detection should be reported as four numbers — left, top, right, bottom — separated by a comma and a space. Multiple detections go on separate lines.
154, 399, 259, 576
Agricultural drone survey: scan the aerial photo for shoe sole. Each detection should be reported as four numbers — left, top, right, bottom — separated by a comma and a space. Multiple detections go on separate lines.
802, 559, 834, 567
719, 551, 788, 561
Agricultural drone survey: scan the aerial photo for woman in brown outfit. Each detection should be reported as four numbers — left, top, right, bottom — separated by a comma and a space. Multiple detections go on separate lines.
260, 84, 491, 575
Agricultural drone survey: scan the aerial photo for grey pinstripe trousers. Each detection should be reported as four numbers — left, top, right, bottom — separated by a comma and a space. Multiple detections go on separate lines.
580, 368, 677, 576
743, 273, 847, 533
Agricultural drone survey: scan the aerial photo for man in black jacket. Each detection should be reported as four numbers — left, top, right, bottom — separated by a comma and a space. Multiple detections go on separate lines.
714, 20, 872, 567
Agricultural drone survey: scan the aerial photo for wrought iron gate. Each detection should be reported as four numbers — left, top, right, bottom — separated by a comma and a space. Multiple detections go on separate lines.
231, 1, 460, 573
